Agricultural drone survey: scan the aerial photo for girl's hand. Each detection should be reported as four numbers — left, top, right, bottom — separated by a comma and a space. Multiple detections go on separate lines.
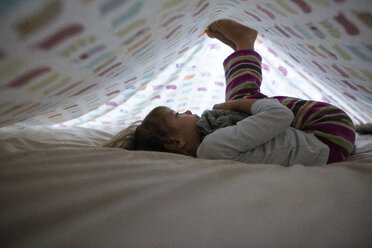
213, 98, 258, 114
213, 101, 234, 110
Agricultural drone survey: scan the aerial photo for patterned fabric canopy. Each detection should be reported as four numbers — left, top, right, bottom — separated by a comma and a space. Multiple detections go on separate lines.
0, 0, 371, 132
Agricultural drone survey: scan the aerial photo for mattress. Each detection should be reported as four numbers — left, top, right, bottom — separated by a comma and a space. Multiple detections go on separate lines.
1, 126, 372, 247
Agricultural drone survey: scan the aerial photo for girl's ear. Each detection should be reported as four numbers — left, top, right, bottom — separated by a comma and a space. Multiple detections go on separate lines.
164, 138, 185, 151
176, 139, 186, 149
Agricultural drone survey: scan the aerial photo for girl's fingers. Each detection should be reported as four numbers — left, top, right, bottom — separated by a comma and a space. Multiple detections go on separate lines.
213, 102, 232, 110
213, 103, 223, 109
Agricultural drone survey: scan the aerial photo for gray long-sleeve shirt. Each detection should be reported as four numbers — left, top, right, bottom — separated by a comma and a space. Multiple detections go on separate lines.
196, 99, 329, 166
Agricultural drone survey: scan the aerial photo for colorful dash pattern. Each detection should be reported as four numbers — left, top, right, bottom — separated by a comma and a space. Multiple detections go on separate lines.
0, 0, 371, 131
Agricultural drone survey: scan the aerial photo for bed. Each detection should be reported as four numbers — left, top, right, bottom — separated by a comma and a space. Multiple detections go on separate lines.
1, 126, 371, 247
1, 0, 372, 246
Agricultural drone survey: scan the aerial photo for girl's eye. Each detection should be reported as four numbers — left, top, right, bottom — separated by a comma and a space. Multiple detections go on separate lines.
176, 112, 179, 117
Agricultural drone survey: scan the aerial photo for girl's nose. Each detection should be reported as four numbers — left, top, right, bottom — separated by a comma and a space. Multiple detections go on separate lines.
185, 110, 192, 115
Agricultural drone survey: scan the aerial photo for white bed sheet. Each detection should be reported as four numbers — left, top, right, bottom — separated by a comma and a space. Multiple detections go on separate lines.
1, 127, 372, 247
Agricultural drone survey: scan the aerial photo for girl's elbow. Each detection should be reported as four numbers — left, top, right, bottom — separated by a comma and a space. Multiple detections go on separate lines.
281, 109, 294, 126
287, 110, 294, 121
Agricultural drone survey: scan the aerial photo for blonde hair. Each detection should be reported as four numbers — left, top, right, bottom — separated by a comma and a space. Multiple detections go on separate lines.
103, 106, 178, 152
103, 120, 139, 149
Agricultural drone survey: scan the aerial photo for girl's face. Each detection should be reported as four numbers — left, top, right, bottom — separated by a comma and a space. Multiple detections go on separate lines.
162, 107, 201, 155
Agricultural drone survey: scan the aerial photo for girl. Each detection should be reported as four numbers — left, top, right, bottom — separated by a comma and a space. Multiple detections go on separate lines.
105, 20, 356, 166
